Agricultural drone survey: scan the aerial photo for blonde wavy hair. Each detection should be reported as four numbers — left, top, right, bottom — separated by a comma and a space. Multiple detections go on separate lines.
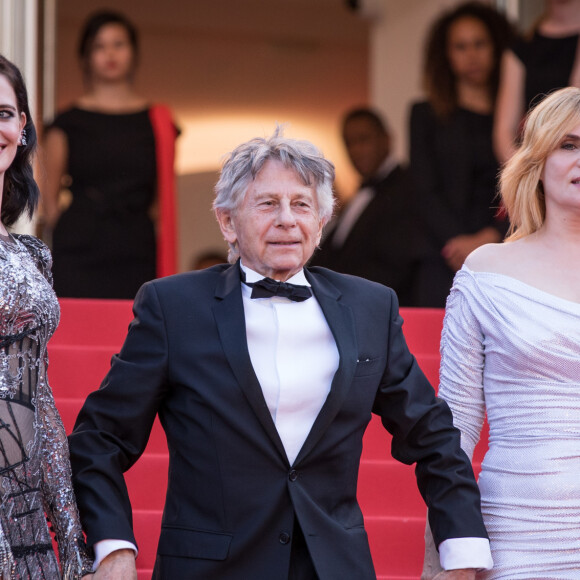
501, 86, 580, 241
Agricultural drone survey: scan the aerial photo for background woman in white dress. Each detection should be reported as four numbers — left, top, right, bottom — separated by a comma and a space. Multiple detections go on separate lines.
423, 86, 580, 579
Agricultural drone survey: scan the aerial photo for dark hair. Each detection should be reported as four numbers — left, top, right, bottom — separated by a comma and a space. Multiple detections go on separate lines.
78, 10, 139, 83
423, 1, 513, 118
0, 55, 39, 227
342, 107, 389, 135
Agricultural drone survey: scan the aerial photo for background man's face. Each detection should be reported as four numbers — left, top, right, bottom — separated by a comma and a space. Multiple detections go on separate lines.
216, 159, 324, 281
342, 117, 390, 180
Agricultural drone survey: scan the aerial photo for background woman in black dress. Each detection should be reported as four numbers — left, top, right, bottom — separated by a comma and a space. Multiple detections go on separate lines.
494, 0, 580, 163
43, 10, 178, 299
410, 2, 512, 307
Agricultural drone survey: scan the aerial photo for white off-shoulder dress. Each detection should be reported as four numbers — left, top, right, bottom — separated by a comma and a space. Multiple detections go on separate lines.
438, 266, 580, 579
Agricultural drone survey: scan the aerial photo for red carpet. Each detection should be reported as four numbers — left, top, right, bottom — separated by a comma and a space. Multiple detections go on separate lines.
49, 299, 488, 579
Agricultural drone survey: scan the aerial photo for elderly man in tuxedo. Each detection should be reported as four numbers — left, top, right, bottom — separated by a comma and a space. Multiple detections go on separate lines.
69, 130, 492, 580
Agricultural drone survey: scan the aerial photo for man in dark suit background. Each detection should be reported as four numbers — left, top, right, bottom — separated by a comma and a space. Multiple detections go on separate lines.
311, 108, 423, 306
69, 129, 492, 579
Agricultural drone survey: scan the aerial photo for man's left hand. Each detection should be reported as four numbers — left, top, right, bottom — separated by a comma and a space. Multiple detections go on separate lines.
433, 569, 476, 580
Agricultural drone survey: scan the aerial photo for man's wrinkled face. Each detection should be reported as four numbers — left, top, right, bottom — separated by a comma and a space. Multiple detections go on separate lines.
216, 159, 325, 281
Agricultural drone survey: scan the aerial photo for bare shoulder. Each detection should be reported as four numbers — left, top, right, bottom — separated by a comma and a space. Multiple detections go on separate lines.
464, 241, 527, 274
464, 243, 507, 272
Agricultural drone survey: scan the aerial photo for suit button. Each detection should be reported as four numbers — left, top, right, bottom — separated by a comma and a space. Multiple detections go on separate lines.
289, 469, 298, 482
279, 532, 291, 544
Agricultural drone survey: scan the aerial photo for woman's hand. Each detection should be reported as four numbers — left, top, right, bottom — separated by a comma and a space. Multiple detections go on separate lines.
442, 227, 501, 271
433, 569, 476, 580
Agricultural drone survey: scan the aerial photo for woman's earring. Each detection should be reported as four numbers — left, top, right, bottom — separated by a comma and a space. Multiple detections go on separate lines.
19, 129, 27, 147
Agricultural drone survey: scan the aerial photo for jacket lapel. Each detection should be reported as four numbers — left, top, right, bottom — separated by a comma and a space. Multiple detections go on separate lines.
294, 270, 358, 465
212, 263, 287, 462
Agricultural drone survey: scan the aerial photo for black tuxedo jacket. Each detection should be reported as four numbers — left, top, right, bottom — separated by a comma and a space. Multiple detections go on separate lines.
310, 165, 424, 307
69, 263, 487, 579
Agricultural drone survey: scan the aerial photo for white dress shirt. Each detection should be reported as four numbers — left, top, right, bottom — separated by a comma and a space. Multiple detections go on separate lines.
241, 263, 339, 465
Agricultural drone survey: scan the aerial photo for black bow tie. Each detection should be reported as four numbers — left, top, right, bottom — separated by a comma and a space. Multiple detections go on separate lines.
242, 275, 312, 302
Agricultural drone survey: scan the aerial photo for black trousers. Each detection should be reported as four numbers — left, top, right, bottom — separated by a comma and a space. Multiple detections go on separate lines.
288, 519, 318, 580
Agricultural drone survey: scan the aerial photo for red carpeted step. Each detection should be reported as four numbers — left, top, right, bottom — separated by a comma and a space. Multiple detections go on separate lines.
55, 397, 168, 455
131, 511, 427, 577
52, 303, 444, 376
131, 569, 419, 578
358, 461, 425, 517
126, 454, 168, 509
361, 414, 394, 460
55, 398, 85, 433
365, 515, 426, 577
358, 458, 483, 517
49, 345, 118, 399
133, 510, 162, 570
399, 308, 444, 354
400, 307, 443, 389
415, 354, 440, 388
361, 403, 489, 469
126, 454, 434, 517
52, 298, 134, 346
50, 300, 457, 578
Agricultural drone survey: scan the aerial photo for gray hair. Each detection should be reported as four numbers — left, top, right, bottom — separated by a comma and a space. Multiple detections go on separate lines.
213, 127, 335, 261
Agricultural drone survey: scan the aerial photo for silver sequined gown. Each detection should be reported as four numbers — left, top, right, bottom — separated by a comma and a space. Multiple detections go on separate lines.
0, 234, 91, 578
439, 266, 580, 579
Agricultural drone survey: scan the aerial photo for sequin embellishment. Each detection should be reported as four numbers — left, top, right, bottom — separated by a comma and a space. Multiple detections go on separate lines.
0, 235, 92, 578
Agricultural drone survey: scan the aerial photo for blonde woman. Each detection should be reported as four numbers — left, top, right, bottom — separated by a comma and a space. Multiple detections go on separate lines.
423, 86, 580, 578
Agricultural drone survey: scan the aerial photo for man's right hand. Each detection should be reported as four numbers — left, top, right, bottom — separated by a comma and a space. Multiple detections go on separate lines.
433, 569, 476, 580
92, 549, 137, 580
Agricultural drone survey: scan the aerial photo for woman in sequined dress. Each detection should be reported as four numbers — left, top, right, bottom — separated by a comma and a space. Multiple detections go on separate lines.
0, 55, 92, 578
423, 86, 580, 579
